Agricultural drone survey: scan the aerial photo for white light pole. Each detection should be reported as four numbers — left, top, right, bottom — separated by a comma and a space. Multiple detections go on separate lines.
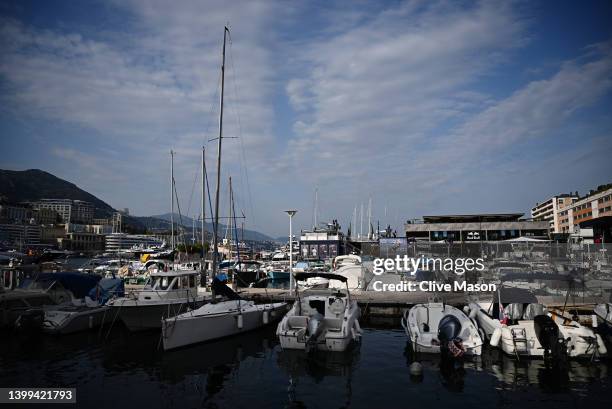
285, 210, 297, 290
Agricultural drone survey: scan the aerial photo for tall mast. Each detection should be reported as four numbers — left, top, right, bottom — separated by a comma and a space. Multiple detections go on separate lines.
201, 146, 206, 261
367, 197, 372, 239
170, 149, 175, 251
360, 202, 363, 239
313, 187, 318, 229
212, 26, 229, 285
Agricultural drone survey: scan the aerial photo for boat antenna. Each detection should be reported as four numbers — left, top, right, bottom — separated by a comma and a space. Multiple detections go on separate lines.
211, 26, 229, 299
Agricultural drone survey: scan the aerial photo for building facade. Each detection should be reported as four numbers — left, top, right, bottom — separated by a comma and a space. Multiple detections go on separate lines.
32, 199, 94, 224
557, 184, 612, 234
404, 214, 549, 242
0, 223, 41, 247
531, 194, 577, 233
105, 233, 165, 252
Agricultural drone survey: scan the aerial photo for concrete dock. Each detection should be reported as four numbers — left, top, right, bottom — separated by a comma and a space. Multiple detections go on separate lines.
238, 288, 607, 318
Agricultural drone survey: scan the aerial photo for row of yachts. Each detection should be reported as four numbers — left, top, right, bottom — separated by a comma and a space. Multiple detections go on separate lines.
2, 254, 612, 364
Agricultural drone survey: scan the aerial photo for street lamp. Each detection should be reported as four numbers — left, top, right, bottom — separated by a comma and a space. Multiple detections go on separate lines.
285, 210, 297, 290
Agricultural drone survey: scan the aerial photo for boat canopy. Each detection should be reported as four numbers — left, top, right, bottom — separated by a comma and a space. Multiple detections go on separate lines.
293, 272, 348, 283
27, 272, 102, 299
88, 277, 125, 304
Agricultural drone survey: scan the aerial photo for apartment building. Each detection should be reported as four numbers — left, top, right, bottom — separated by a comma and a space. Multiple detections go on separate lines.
557, 184, 612, 234
531, 194, 577, 233
32, 199, 94, 224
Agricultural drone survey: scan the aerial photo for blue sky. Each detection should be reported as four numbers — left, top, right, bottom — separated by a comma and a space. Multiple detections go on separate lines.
1, 0, 611, 237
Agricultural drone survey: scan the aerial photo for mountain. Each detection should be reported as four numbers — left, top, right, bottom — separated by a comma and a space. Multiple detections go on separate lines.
0, 169, 115, 218
0, 169, 274, 241
150, 213, 275, 242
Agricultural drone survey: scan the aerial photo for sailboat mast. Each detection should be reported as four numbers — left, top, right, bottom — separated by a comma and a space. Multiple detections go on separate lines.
170, 150, 175, 251
212, 26, 229, 282
201, 146, 206, 260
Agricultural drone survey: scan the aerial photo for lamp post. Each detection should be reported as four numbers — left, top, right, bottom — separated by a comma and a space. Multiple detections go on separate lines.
285, 210, 297, 290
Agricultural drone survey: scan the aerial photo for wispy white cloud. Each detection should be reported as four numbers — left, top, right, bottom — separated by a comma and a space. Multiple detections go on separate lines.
0, 1, 611, 235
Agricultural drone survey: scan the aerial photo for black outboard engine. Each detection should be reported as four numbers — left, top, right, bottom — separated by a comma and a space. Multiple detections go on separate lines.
534, 315, 567, 364
438, 315, 465, 360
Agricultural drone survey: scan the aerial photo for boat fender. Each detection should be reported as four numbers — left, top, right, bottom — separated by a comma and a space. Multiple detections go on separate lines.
89, 315, 93, 329
263, 309, 269, 324
490, 328, 501, 347
469, 308, 477, 320
592, 314, 598, 328
237, 314, 243, 329
596, 334, 607, 354
354, 319, 362, 335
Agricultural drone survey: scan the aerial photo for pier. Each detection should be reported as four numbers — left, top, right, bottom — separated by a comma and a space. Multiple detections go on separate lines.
238, 288, 607, 318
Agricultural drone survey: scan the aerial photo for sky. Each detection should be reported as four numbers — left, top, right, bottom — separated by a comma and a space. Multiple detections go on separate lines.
1, 0, 611, 238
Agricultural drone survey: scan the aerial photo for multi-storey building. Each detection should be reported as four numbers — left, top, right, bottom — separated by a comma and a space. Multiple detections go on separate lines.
531, 194, 577, 233
32, 199, 94, 224
557, 184, 612, 234
404, 213, 549, 242
0, 203, 32, 223
0, 223, 41, 247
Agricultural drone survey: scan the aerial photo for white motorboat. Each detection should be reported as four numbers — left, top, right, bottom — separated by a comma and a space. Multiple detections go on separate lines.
277, 272, 362, 352
401, 300, 483, 359
469, 300, 607, 359
107, 269, 209, 331
161, 277, 287, 350
42, 278, 124, 335
328, 255, 370, 290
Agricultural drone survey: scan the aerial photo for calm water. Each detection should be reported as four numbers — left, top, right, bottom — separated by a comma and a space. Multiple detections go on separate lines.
1, 323, 611, 409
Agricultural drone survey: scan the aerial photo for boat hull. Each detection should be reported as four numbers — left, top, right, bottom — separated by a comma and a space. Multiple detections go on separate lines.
111, 299, 206, 332
162, 302, 287, 350
43, 307, 109, 335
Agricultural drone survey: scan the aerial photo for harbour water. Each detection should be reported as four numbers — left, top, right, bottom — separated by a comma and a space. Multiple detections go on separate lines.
1, 323, 611, 408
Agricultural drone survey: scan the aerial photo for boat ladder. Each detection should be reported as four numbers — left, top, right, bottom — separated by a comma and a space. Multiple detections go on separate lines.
510, 328, 528, 359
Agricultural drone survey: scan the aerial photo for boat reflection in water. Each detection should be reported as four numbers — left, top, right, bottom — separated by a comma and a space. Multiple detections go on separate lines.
1, 326, 612, 408
277, 348, 360, 408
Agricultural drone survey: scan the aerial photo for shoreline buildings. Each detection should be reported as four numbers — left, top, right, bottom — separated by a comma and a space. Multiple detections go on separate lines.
404, 213, 549, 242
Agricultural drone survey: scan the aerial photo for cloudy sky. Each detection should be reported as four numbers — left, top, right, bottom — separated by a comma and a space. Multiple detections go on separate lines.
1, 0, 611, 237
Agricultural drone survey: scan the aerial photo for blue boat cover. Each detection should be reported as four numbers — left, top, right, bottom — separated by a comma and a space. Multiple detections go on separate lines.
88, 278, 125, 304
28, 272, 102, 299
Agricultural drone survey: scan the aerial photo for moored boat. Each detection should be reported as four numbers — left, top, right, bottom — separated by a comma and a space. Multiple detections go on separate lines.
277, 272, 362, 352
107, 269, 209, 331
401, 300, 483, 359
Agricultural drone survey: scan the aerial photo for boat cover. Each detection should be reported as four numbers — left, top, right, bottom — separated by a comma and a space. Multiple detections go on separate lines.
293, 272, 348, 283
212, 276, 241, 300
28, 272, 102, 299
88, 278, 125, 305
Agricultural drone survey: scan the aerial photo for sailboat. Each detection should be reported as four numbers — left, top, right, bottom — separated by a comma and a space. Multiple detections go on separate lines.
161, 26, 286, 350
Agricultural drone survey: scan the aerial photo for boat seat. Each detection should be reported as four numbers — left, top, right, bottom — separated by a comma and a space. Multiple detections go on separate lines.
325, 318, 343, 332
286, 316, 308, 329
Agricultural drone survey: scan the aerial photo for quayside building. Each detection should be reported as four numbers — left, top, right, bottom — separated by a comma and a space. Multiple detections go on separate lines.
404, 213, 549, 242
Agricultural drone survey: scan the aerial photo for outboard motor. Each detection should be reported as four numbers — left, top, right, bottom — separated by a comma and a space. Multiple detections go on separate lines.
305, 312, 325, 352
534, 315, 567, 364
438, 315, 465, 360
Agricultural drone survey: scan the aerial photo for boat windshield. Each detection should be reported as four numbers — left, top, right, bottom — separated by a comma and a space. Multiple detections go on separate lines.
151, 276, 178, 291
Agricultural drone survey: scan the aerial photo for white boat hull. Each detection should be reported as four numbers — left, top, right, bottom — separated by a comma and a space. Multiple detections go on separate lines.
402, 302, 483, 356
110, 299, 206, 331
469, 302, 607, 358
162, 301, 287, 350
277, 300, 362, 352
43, 306, 109, 335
